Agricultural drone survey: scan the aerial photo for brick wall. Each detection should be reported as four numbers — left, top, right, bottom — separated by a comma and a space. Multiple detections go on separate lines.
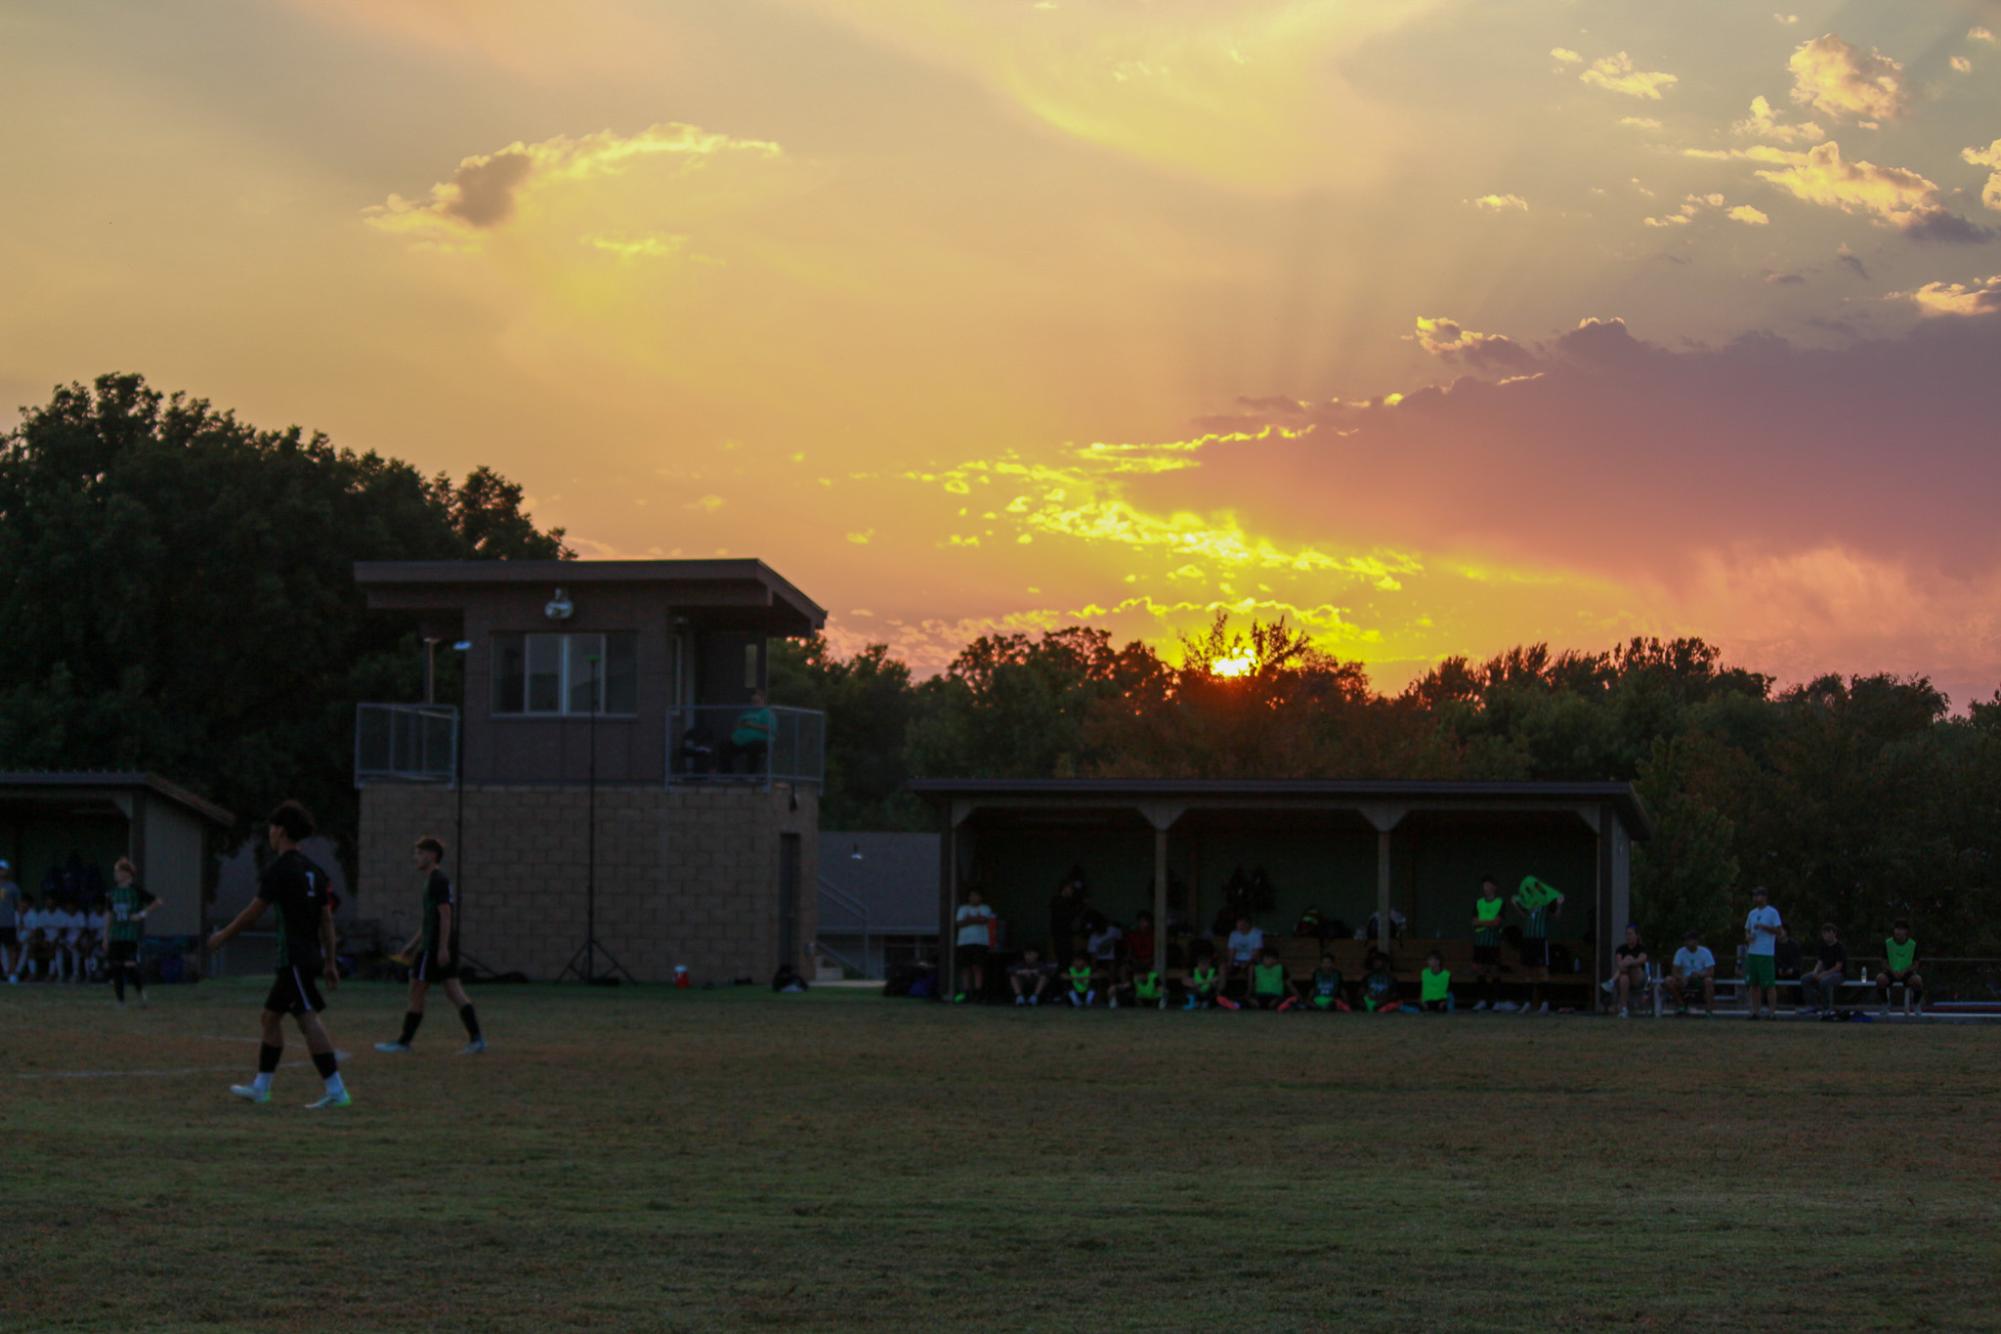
358, 783, 819, 983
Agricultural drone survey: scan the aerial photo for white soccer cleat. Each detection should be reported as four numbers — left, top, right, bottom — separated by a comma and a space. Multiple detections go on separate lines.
229, 1084, 271, 1105
374, 1041, 412, 1054
458, 1039, 487, 1055
305, 1090, 353, 1110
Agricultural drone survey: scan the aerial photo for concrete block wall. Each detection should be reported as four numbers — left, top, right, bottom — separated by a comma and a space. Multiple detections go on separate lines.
358, 783, 818, 983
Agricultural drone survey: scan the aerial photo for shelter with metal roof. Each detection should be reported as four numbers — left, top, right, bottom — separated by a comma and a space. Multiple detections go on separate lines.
911, 778, 1651, 1000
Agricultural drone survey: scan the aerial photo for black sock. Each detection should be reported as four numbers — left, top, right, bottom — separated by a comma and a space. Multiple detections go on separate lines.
258, 1043, 283, 1074
459, 1004, 481, 1041
399, 1011, 423, 1044
113, 968, 126, 1002
311, 1050, 339, 1078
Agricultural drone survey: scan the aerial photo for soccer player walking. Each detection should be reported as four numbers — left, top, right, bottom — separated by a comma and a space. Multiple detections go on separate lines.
376, 837, 485, 1055
206, 801, 352, 1108
105, 857, 159, 1007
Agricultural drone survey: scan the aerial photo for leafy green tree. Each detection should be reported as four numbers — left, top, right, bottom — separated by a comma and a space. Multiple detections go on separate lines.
0, 373, 567, 859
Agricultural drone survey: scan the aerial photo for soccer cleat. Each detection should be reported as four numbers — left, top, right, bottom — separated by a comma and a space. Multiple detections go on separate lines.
1183, 995, 1198, 1011
1015, 995, 1026, 1006
229, 1084, 271, 1104
1472, 1000, 1488, 1011
305, 1090, 353, 1110
374, 1041, 412, 1054
458, 1039, 487, 1055
1618, 1006, 1629, 1019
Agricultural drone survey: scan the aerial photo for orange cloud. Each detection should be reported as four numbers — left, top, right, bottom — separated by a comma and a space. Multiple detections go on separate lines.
1735, 142, 1988, 241
1733, 94, 1825, 145
1964, 140, 2001, 212
1898, 274, 2001, 317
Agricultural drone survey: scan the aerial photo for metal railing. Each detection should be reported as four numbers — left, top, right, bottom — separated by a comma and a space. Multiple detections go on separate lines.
355, 703, 458, 786
666, 704, 825, 787
817, 875, 871, 976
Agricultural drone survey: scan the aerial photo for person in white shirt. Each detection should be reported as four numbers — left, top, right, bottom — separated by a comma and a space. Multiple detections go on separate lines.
953, 890, 997, 1002
1663, 930, 1717, 1015
57, 906, 86, 982
1742, 886, 1783, 1021
1224, 915, 1264, 995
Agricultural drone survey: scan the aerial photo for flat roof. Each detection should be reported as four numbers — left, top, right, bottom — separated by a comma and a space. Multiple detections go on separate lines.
909, 777, 1651, 840
355, 559, 826, 636
0, 772, 235, 827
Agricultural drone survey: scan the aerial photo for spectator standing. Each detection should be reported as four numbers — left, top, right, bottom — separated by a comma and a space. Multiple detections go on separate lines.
1799, 923, 1847, 1020
952, 890, 997, 1003
0, 859, 22, 983
1874, 921, 1923, 1015
1664, 931, 1717, 1015
1008, 947, 1053, 1006
1608, 925, 1648, 1018
1742, 886, 1784, 1020
1470, 875, 1506, 1011
1514, 875, 1566, 1015
1048, 874, 1083, 965
105, 858, 159, 1007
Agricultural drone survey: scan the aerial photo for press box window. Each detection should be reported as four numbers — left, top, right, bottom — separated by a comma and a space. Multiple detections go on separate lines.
492, 632, 637, 715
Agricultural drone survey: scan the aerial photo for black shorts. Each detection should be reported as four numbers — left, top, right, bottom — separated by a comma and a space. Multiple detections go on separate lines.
1520, 938, 1550, 967
955, 943, 989, 966
108, 940, 139, 964
1473, 944, 1500, 966
413, 950, 459, 983
263, 966, 327, 1016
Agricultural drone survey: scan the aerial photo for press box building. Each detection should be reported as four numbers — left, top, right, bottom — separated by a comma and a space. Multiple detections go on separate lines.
353, 560, 825, 983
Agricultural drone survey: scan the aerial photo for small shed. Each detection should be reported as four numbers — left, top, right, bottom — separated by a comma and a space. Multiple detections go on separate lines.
0, 772, 233, 939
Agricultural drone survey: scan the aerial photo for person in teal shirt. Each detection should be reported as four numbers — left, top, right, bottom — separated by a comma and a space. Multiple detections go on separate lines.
1304, 953, 1349, 1012
1419, 950, 1453, 1013
728, 690, 776, 775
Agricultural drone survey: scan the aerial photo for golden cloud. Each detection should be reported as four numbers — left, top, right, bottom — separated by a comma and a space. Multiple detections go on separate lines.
1899, 274, 2001, 317
1472, 193, 1529, 212
1733, 94, 1825, 145
364, 123, 783, 250
1788, 33, 1906, 122
1727, 204, 1771, 226
1964, 140, 2001, 212
1579, 51, 1678, 100
1729, 141, 1988, 241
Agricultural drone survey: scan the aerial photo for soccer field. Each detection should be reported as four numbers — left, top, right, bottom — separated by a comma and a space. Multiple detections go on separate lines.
6, 982, 1998, 1332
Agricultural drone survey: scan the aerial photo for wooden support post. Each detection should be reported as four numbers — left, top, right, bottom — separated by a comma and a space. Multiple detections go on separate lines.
1376, 828, 1393, 956
1153, 824, 1169, 980
939, 814, 958, 1000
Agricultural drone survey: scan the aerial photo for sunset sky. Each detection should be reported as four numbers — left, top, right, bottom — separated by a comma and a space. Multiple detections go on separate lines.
5, 1, 1999, 702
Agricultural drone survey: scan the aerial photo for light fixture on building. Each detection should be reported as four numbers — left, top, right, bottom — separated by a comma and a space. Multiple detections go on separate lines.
850, 842, 864, 861
544, 588, 574, 622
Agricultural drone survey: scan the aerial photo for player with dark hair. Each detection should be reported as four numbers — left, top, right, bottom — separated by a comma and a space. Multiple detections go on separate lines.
206, 800, 351, 1108
105, 857, 159, 1007
376, 835, 485, 1055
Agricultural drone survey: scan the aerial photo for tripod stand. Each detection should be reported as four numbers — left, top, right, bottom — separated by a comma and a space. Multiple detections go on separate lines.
558, 654, 635, 984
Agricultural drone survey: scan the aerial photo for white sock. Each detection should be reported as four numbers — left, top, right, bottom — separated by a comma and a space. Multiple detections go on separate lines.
252, 1072, 273, 1093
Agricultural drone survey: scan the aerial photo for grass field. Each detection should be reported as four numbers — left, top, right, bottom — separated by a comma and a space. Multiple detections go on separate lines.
6, 980, 2000, 1332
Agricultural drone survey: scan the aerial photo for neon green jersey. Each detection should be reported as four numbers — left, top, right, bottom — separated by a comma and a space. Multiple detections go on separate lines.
1475, 895, 1505, 946
1067, 965, 1092, 994
1135, 971, 1163, 1001
1420, 967, 1451, 1003
1251, 962, 1285, 996
1190, 965, 1218, 994
1884, 937, 1917, 972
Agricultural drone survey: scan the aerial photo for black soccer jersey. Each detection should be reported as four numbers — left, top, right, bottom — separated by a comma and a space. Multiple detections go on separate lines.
421, 868, 459, 955
257, 849, 331, 970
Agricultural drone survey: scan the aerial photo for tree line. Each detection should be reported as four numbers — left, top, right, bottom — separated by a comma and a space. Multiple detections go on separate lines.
776, 617, 2001, 955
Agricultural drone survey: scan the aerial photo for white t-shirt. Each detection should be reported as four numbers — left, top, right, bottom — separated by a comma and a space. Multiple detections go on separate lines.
1088, 925, 1122, 960
1227, 927, 1264, 963
1673, 945, 1716, 975
955, 903, 995, 948
1744, 906, 1782, 956
59, 909, 85, 943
